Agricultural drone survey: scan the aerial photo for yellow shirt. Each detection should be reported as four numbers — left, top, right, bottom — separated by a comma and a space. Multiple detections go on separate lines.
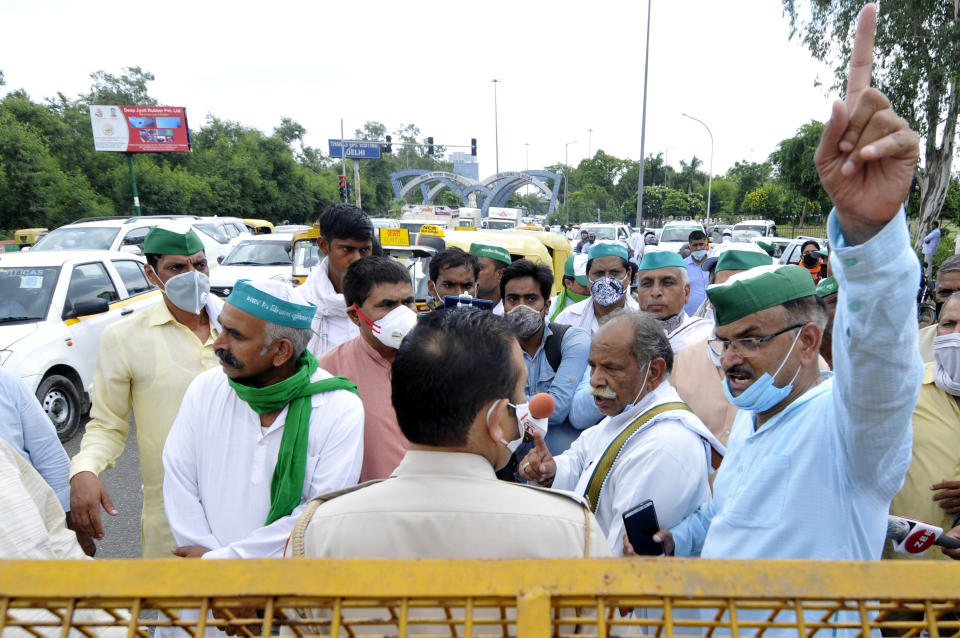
884, 361, 960, 561
69, 300, 221, 558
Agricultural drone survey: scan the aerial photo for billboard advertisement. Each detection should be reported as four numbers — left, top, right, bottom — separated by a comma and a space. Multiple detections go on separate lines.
89, 105, 191, 153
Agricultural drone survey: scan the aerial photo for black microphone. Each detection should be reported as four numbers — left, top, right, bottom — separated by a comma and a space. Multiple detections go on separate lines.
887, 515, 960, 555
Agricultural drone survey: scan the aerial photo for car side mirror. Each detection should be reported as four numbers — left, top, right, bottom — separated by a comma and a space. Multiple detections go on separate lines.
63, 297, 110, 320
217, 255, 225, 264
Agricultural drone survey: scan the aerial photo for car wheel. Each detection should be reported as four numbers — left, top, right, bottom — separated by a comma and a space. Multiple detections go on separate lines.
36, 375, 82, 442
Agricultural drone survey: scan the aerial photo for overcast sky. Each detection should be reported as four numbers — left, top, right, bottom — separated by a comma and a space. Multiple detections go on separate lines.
2, 0, 844, 179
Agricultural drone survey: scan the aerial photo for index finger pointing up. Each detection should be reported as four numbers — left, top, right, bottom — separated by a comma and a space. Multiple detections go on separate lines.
845, 3, 878, 107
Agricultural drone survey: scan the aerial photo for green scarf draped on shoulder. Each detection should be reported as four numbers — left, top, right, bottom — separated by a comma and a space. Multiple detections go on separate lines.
228, 351, 358, 525
549, 287, 590, 322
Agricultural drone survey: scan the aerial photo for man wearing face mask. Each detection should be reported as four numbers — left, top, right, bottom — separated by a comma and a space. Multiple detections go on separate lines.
69, 224, 222, 558
316, 257, 418, 481
500, 259, 590, 455
519, 310, 723, 555
800, 240, 826, 284
554, 242, 639, 338
883, 291, 960, 565
636, 251, 714, 354
292, 309, 610, 560
683, 230, 711, 316
918, 255, 960, 363
426, 247, 480, 310
469, 241, 511, 315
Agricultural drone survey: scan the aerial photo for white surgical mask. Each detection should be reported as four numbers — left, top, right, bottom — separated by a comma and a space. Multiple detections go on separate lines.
934, 333, 960, 396
488, 400, 524, 453
354, 304, 418, 350
159, 271, 209, 315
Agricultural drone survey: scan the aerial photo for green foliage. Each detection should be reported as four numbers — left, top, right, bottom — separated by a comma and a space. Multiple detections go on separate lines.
945, 176, 960, 222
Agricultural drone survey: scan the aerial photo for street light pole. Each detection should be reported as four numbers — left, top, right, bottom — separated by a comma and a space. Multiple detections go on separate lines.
565, 140, 577, 224
635, 0, 652, 229
492, 79, 501, 175
681, 112, 714, 219
524, 142, 530, 170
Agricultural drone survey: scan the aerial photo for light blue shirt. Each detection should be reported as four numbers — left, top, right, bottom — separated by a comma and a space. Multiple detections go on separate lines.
523, 323, 591, 454
683, 254, 710, 316
569, 367, 605, 431
0, 369, 71, 511
671, 209, 921, 560
922, 227, 941, 256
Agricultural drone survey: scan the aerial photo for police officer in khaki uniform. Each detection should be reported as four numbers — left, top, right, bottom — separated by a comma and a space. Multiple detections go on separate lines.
290, 308, 609, 560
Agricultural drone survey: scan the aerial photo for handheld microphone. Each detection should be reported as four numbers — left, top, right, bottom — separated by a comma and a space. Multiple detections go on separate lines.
887, 515, 960, 554
518, 393, 555, 439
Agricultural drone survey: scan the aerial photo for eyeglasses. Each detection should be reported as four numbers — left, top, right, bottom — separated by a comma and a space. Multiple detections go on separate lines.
707, 323, 805, 358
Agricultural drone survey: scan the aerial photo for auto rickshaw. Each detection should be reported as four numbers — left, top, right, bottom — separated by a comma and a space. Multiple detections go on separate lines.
13, 228, 48, 249
505, 229, 572, 297
243, 219, 274, 235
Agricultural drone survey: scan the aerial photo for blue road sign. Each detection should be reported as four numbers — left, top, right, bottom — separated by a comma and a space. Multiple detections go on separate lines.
328, 139, 381, 159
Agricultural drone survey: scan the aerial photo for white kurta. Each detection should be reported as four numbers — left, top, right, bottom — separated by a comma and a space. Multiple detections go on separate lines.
492, 299, 504, 316
553, 294, 640, 338
552, 381, 723, 556
162, 366, 364, 560
301, 257, 360, 356
667, 313, 714, 354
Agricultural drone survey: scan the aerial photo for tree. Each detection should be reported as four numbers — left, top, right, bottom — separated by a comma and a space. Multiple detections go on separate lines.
726, 161, 773, 213
84, 67, 158, 105
770, 120, 831, 225
782, 0, 960, 249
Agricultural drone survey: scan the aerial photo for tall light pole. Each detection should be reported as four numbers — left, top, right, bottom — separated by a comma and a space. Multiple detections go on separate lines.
681, 112, 714, 218
524, 142, 530, 170
491, 79, 501, 175
564, 140, 577, 224
587, 128, 593, 158
635, 0, 652, 228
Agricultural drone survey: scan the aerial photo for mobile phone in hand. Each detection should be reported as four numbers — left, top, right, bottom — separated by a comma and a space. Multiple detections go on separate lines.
623, 500, 664, 556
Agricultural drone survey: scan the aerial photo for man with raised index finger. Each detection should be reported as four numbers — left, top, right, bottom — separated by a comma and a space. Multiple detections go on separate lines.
651, 3, 923, 562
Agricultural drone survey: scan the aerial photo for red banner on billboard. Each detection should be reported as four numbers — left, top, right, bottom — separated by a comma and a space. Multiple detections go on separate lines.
89, 105, 191, 153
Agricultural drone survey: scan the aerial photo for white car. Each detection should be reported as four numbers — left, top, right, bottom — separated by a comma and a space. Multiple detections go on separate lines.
646, 222, 706, 255
31, 215, 233, 266
0, 250, 162, 440
209, 233, 297, 297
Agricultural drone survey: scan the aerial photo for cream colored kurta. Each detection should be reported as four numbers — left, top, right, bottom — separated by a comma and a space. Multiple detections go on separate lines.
69, 298, 222, 558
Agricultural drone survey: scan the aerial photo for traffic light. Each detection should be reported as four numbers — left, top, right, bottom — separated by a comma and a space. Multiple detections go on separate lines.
383, 135, 392, 154
339, 175, 347, 201
470, 138, 477, 156
426, 136, 434, 155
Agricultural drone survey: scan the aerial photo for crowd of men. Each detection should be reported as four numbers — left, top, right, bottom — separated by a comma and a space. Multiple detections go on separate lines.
1, 4, 958, 635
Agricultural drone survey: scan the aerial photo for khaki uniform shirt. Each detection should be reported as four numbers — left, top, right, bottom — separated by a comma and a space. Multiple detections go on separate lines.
70, 300, 221, 558
298, 450, 611, 559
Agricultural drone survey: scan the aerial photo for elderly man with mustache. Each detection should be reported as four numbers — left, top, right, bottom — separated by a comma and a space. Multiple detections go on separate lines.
519, 310, 723, 555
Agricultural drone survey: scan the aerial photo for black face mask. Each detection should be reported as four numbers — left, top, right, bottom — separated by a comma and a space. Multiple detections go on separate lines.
802, 252, 821, 269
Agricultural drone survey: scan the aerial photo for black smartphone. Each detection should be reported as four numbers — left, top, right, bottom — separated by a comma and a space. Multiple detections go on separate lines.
623, 500, 664, 556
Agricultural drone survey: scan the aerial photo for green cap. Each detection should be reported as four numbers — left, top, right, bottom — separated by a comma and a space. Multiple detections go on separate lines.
563, 254, 590, 286
707, 264, 816, 326
143, 224, 205, 256
638, 250, 685, 271
714, 250, 773, 273
469, 241, 511, 265
816, 275, 838, 298
756, 240, 775, 255
226, 279, 317, 329
588, 241, 629, 262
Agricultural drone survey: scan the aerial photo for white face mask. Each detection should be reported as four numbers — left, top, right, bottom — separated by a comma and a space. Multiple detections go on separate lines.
934, 333, 960, 395
159, 270, 209, 315
487, 400, 524, 454
354, 304, 418, 350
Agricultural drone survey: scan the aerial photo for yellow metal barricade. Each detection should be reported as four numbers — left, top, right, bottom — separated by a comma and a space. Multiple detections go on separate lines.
1, 559, 958, 637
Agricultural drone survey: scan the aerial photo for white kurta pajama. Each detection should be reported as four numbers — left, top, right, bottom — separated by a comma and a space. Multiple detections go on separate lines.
553, 295, 640, 338
665, 312, 714, 354
162, 366, 364, 559
551, 382, 724, 556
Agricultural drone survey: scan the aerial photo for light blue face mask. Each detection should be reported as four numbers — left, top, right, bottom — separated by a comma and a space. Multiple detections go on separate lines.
691, 249, 708, 261
622, 361, 652, 413
721, 329, 802, 413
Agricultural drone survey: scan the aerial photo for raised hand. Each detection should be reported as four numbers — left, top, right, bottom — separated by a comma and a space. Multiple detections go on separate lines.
518, 431, 556, 486
814, 3, 920, 244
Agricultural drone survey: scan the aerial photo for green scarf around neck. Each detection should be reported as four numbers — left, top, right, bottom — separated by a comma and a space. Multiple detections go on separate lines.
549, 287, 590, 322
228, 351, 358, 525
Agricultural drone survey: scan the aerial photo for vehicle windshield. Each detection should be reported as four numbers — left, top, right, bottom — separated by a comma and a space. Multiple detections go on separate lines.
583, 227, 617, 240
193, 223, 230, 244
31, 227, 119, 251
223, 241, 293, 266
0, 267, 61, 322
734, 224, 769, 236
292, 240, 321, 277
487, 220, 515, 230
733, 230, 762, 242
659, 227, 700, 243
